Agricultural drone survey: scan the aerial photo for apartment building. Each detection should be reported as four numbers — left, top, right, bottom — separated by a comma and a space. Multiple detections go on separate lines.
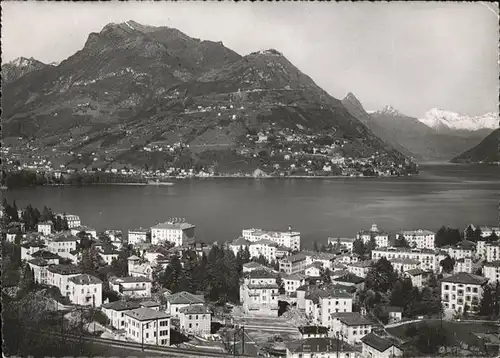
55, 213, 81, 229
242, 227, 300, 251
304, 251, 337, 270
480, 226, 500, 238
242, 261, 273, 273
305, 288, 353, 327
179, 305, 211, 336
46, 264, 84, 297
454, 257, 473, 274
165, 291, 206, 319
389, 258, 420, 274
68, 274, 103, 307
331, 312, 373, 345
356, 224, 389, 248
47, 233, 78, 259
396, 229, 435, 249
99, 248, 121, 265
279, 253, 308, 274
298, 326, 329, 339
37, 221, 53, 236
21, 242, 47, 261
124, 307, 171, 346
486, 242, 500, 262
151, 220, 195, 246
109, 276, 152, 297
372, 247, 441, 272
347, 261, 373, 278
328, 237, 356, 252
228, 237, 251, 256
441, 272, 489, 314
102, 301, 142, 330
128, 255, 153, 280
249, 239, 279, 262
28, 258, 51, 285
240, 269, 279, 317
283, 273, 307, 295
404, 268, 424, 288
70, 226, 97, 239
128, 228, 148, 246
444, 246, 473, 260
484, 261, 500, 285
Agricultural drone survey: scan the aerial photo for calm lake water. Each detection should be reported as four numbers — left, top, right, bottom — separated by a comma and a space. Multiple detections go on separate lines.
5, 164, 500, 249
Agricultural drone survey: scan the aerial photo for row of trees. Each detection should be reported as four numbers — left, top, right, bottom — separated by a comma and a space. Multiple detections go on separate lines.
2, 199, 69, 232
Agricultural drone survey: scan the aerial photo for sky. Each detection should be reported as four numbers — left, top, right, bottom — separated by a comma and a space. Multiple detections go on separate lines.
2, 2, 498, 117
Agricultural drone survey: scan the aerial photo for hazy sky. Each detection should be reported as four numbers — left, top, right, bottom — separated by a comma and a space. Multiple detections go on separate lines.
2, 2, 498, 117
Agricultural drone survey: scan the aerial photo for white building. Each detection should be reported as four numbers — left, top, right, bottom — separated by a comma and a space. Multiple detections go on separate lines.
242, 227, 300, 251
298, 326, 329, 339
56, 213, 81, 229
124, 307, 171, 346
242, 262, 273, 273
46, 264, 84, 298
37, 221, 53, 236
240, 269, 279, 317
279, 253, 309, 274
356, 224, 389, 248
47, 233, 78, 260
330, 312, 373, 345
165, 291, 206, 319
101, 301, 142, 330
228, 237, 251, 256
28, 258, 51, 285
483, 261, 500, 285
68, 274, 103, 307
485, 242, 500, 263
283, 273, 307, 295
128, 228, 148, 246
128, 255, 153, 280
480, 226, 500, 238
361, 333, 403, 358
441, 272, 488, 314
445, 246, 473, 260
151, 220, 195, 246
99, 248, 121, 265
21, 242, 47, 261
305, 288, 353, 327
70, 226, 97, 239
249, 239, 278, 262
389, 258, 420, 274
372, 247, 442, 272
328, 237, 355, 252
285, 337, 356, 358
347, 261, 373, 278
179, 305, 211, 336
396, 229, 435, 249
454, 257, 473, 274
109, 276, 152, 297
404, 268, 425, 288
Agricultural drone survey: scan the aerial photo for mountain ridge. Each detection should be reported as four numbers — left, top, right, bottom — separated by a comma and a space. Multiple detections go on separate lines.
451, 129, 500, 164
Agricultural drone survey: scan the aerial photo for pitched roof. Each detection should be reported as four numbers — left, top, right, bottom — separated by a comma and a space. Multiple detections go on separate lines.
69, 274, 102, 285
124, 307, 170, 321
47, 264, 83, 275
387, 306, 403, 313
101, 301, 141, 311
165, 291, 205, 305
230, 237, 251, 246
28, 258, 49, 267
285, 273, 307, 281
243, 261, 266, 269
361, 333, 399, 352
331, 312, 373, 326
140, 300, 160, 308
333, 273, 365, 284
250, 239, 278, 247
179, 305, 211, 314
405, 268, 425, 276
286, 337, 355, 354
110, 276, 152, 284
31, 250, 60, 260
127, 255, 141, 261
283, 253, 308, 263
151, 222, 194, 230
484, 260, 500, 268
247, 269, 277, 279
441, 272, 488, 285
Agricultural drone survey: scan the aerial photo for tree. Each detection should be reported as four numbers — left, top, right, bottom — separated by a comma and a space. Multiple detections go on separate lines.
479, 285, 494, 316
18, 264, 36, 297
79, 248, 102, 275
465, 225, 475, 241
435, 226, 461, 247
440, 256, 455, 273
390, 278, 413, 308
486, 232, 499, 242
313, 241, 320, 252
161, 254, 183, 293
413, 323, 447, 354
365, 257, 397, 293
365, 237, 377, 254
321, 268, 332, 284
394, 236, 410, 248
473, 228, 483, 242
353, 239, 366, 256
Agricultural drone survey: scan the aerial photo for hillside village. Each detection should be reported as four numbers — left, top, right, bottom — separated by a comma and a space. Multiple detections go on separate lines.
2, 200, 500, 357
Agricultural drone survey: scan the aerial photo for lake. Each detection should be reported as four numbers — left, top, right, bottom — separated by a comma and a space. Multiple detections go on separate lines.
5, 164, 500, 249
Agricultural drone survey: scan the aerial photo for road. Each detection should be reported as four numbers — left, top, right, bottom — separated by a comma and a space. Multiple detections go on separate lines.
26, 327, 255, 357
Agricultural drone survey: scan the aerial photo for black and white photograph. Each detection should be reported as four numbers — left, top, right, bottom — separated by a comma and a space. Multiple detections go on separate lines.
1, 1, 499, 357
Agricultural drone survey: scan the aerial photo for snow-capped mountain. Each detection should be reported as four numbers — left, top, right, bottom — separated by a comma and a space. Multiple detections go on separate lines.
418, 108, 499, 132
373, 105, 404, 117
1, 56, 48, 84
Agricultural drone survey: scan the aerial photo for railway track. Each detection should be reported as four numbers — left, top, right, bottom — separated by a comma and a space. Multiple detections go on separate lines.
26, 327, 256, 357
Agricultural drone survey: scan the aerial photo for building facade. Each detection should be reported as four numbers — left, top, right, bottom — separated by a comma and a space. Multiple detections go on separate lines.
279, 253, 308, 274
124, 307, 171, 346
68, 274, 103, 307
179, 305, 211, 336
484, 261, 500, 285
441, 272, 488, 314
242, 228, 300, 251
240, 270, 279, 317
151, 221, 195, 246
128, 228, 149, 246
396, 229, 435, 249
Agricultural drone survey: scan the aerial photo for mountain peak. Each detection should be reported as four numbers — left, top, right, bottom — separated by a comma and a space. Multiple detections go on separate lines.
250, 49, 283, 57
419, 108, 499, 132
378, 105, 402, 116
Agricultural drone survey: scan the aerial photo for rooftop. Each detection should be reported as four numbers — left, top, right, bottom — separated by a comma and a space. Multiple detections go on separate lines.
299, 326, 329, 335
331, 312, 373, 326
165, 291, 205, 305
405, 268, 425, 276
244, 228, 300, 237
441, 272, 488, 285
151, 222, 195, 230
51, 232, 79, 242
140, 300, 160, 308
47, 264, 83, 275
230, 237, 251, 246
129, 228, 148, 233
243, 262, 268, 269
286, 337, 355, 354
348, 260, 373, 268
101, 301, 141, 311
69, 274, 102, 285
361, 333, 399, 352
247, 269, 277, 279
250, 239, 278, 247
333, 273, 365, 284
389, 258, 420, 265
28, 258, 49, 267
110, 276, 152, 284
124, 307, 170, 321
282, 253, 308, 263
31, 250, 60, 260
285, 273, 307, 281
179, 305, 211, 315
398, 229, 435, 236
387, 306, 403, 313
484, 260, 500, 268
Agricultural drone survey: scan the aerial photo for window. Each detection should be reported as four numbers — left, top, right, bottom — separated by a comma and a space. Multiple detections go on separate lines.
189, 323, 192, 328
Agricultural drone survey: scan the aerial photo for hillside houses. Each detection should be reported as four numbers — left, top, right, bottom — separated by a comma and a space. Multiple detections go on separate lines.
240, 269, 279, 317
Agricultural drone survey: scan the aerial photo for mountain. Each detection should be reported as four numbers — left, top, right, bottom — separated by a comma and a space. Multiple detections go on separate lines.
451, 129, 500, 164
419, 108, 498, 132
2, 21, 411, 175
341, 94, 417, 158
368, 105, 492, 161
1, 57, 48, 84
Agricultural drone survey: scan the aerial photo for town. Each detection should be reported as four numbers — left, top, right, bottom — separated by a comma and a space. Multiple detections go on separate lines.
2, 199, 500, 358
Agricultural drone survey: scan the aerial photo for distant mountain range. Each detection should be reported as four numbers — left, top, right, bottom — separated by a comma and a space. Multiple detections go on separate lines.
342, 93, 496, 161
1, 20, 409, 174
418, 108, 498, 132
1, 57, 51, 84
451, 129, 500, 164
